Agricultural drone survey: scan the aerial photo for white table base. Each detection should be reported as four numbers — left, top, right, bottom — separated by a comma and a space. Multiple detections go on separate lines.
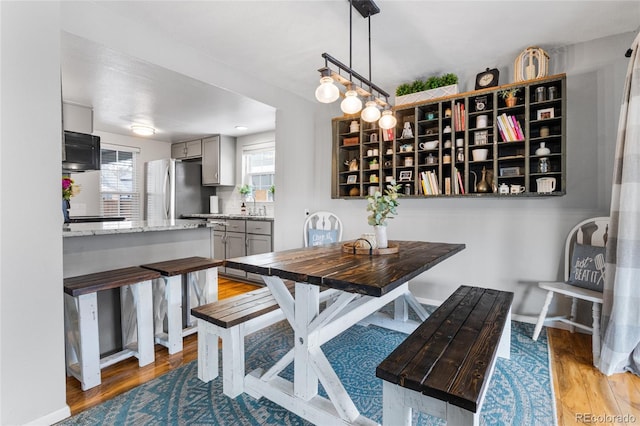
243, 277, 425, 425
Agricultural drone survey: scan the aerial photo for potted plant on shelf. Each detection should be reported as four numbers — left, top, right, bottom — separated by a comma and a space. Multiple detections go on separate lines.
499, 88, 520, 107
62, 176, 81, 223
395, 73, 459, 106
366, 180, 401, 248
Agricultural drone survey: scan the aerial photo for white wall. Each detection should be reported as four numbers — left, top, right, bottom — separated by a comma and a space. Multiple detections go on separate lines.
0, 2, 70, 424
69, 131, 171, 216
312, 31, 634, 323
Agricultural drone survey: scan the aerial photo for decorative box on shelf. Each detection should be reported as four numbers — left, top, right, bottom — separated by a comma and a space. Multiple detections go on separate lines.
343, 137, 359, 146
395, 84, 459, 106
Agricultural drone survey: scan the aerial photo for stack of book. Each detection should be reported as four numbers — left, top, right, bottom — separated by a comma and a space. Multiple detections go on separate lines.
497, 113, 524, 141
453, 102, 466, 132
420, 171, 441, 195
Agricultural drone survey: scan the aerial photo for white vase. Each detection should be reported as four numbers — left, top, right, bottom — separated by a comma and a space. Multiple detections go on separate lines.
374, 225, 388, 249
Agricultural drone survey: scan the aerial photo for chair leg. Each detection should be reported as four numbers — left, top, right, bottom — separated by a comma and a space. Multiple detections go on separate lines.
570, 297, 578, 333
533, 290, 554, 341
591, 302, 602, 366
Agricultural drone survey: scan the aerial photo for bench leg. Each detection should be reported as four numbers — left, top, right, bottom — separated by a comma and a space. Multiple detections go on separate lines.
222, 324, 245, 398
157, 275, 183, 354
532, 290, 554, 341
197, 320, 219, 383
134, 280, 154, 366
447, 404, 479, 426
66, 293, 101, 390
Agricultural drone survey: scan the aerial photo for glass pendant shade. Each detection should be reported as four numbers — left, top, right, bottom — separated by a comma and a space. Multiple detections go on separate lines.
361, 100, 381, 122
378, 109, 397, 129
340, 90, 363, 114
315, 76, 340, 103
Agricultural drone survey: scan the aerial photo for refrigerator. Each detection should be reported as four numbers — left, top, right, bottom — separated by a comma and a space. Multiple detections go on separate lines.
145, 159, 216, 220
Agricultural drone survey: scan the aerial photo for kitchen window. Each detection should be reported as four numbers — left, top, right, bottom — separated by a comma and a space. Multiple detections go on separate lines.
242, 142, 275, 202
100, 144, 141, 220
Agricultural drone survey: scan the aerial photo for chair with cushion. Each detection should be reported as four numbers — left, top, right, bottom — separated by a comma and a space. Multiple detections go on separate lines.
303, 211, 343, 247
532, 216, 608, 365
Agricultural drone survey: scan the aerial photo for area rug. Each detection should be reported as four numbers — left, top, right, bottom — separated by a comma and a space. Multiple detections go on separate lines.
59, 320, 555, 425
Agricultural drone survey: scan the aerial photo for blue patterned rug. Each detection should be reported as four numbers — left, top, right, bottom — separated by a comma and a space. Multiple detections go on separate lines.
59, 319, 555, 425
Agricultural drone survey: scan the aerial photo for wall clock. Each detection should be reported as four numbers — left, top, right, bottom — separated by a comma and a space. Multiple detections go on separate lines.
475, 68, 500, 90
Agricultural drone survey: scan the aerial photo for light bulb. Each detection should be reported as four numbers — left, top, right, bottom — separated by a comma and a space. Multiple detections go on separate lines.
361, 100, 381, 122
340, 90, 362, 114
315, 76, 339, 103
378, 110, 397, 129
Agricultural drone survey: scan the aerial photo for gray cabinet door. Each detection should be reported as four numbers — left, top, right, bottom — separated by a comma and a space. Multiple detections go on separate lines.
202, 135, 235, 186
225, 231, 246, 278
171, 142, 186, 159
246, 233, 272, 282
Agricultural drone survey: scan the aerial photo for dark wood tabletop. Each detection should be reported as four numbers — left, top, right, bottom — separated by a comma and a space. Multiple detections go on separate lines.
225, 240, 465, 297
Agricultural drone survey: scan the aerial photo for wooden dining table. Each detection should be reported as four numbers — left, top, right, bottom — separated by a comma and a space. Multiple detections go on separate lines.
225, 240, 465, 425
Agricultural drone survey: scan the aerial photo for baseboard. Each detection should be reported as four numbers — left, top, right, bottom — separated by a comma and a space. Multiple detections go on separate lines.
24, 405, 71, 425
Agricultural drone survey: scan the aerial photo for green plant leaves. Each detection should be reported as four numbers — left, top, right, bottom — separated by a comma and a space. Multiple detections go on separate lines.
396, 73, 459, 96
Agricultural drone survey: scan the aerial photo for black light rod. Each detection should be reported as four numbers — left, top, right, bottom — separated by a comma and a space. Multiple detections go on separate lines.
321, 52, 390, 98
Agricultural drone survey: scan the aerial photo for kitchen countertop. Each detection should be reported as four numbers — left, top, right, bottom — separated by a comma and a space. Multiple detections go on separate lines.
182, 213, 274, 221
62, 219, 222, 237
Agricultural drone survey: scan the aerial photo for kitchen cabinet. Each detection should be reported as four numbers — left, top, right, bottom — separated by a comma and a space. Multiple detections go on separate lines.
202, 135, 236, 186
212, 218, 273, 282
332, 74, 566, 198
171, 139, 202, 159
246, 220, 273, 282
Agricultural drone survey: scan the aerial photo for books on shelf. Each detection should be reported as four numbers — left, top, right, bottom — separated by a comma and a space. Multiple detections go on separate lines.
420, 171, 440, 195
497, 113, 524, 142
453, 102, 465, 132
455, 168, 465, 195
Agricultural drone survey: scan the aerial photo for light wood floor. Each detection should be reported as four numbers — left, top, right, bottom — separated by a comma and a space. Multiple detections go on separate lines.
67, 278, 640, 425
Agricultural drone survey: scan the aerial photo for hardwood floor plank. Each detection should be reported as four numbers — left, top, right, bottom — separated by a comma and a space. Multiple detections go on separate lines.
66, 279, 640, 426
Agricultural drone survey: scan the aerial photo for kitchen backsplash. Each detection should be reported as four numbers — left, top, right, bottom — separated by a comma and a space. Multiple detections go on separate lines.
215, 186, 274, 216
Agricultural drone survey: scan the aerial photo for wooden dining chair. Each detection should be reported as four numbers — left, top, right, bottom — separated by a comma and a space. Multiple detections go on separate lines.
303, 211, 343, 247
532, 216, 608, 365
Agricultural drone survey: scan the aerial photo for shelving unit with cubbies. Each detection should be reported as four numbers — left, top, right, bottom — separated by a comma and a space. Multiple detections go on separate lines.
331, 74, 566, 199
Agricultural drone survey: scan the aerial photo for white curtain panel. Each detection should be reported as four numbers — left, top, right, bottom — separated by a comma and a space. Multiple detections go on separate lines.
599, 32, 640, 376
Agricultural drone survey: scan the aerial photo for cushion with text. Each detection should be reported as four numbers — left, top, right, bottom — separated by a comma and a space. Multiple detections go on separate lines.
568, 243, 606, 292
308, 229, 338, 246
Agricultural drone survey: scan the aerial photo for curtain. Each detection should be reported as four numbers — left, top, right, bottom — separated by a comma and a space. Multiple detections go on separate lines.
599, 32, 640, 376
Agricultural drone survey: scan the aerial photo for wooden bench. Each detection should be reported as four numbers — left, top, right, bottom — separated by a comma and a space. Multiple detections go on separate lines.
140, 256, 224, 354
191, 282, 337, 398
376, 285, 514, 426
64, 266, 161, 390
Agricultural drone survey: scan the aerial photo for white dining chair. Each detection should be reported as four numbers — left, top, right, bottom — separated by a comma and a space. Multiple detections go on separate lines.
303, 211, 343, 247
532, 216, 608, 365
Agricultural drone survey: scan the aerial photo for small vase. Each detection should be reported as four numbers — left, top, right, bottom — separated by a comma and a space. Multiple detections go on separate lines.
374, 225, 388, 249
505, 96, 517, 107
535, 142, 551, 156
62, 199, 70, 223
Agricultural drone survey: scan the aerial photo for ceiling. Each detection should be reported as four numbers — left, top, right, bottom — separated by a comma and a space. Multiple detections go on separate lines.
61, 1, 640, 143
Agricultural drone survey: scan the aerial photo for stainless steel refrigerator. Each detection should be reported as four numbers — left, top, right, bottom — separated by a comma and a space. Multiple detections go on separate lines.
145, 159, 216, 220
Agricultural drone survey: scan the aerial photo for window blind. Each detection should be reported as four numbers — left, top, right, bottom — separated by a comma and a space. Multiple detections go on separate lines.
100, 145, 141, 220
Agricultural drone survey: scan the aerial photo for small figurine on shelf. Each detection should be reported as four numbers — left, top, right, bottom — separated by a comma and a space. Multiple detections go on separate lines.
401, 122, 414, 139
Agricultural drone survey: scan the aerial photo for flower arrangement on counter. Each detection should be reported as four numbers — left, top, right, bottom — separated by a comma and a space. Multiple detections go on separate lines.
62, 177, 81, 200
366, 180, 401, 226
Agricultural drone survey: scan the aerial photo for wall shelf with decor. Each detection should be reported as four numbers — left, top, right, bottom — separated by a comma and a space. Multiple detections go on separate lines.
331, 74, 566, 199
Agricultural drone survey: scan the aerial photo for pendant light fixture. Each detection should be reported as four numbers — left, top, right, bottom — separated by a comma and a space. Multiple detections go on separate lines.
314, 0, 395, 129
360, 13, 380, 122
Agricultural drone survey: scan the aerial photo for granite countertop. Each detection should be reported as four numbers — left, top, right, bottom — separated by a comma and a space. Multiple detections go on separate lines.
182, 213, 274, 221
62, 219, 221, 237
